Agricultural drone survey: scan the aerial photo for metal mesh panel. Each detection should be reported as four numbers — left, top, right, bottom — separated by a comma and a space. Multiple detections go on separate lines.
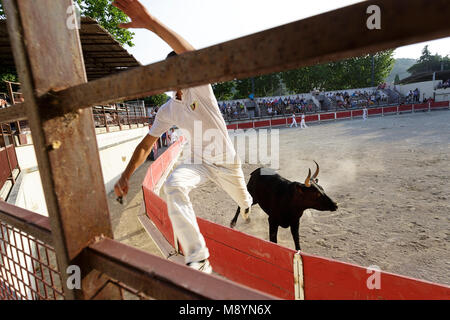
0, 220, 64, 300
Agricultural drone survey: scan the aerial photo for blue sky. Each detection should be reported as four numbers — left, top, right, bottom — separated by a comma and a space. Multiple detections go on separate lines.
123, 0, 450, 65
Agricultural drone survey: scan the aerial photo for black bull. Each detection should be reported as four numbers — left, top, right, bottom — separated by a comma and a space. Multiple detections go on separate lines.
230, 162, 338, 251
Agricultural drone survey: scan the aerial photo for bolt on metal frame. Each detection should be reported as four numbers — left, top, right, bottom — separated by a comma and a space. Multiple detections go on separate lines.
0, 0, 449, 299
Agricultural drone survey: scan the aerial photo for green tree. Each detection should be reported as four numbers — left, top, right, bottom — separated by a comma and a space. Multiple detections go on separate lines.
143, 93, 169, 107
75, 0, 135, 47
0, 0, 134, 46
233, 73, 283, 99
212, 81, 236, 101
281, 50, 394, 93
394, 74, 400, 84
407, 45, 450, 75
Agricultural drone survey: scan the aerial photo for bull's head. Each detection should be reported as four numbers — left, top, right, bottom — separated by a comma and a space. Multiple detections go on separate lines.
294, 161, 338, 212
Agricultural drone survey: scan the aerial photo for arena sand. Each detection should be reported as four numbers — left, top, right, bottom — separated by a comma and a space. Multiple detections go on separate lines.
189, 110, 450, 285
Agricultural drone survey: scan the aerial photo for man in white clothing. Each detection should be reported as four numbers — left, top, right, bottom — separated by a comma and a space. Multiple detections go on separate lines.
363, 106, 368, 121
300, 113, 308, 129
113, 0, 252, 274
289, 113, 298, 128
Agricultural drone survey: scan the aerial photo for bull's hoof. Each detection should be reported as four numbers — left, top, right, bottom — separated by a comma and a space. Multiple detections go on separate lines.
230, 221, 236, 228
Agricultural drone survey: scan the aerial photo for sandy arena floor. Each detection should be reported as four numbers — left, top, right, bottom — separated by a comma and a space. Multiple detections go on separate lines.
190, 110, 450, 285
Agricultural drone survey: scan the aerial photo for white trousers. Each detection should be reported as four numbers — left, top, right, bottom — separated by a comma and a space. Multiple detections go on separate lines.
164, 162, 253, 264
290, 119, 298, 127
300, 120, 307, 128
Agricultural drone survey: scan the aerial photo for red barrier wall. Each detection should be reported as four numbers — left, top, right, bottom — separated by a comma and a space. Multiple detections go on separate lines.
237, 122, 253, 129
301, 252, 450, 300
383, 106, 397, 114
414, 103, 428, 111
336, 111, 351, 119
320, 113, 334, 121
368, 108, 382, 115
305, 114, 319, 122
352, 110, 363, 117
431, 101, 449, 108
254, 120, 271, 128
271, 118, 287, 126
399, 105, 413, 112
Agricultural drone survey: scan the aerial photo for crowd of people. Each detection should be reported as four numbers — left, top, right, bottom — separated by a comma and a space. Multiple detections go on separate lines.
326, 89, 388, 109
436, 79, 450, 90
405, 88, 421, 103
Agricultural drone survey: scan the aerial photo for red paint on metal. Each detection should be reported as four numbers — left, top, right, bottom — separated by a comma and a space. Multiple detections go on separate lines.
431, 101, 449, 108
227, 124, 238, 130
237, 122, 253, 129
352, 110, 363, 116
336, 111, 351, 119
320, 113, 335, 120
368, 108, 382, 115
399, 105, 413, 112
301, 252, 450, 300
254, 120, 271, 128
305, 115, 319, 122
270, 118, 286, 126
383, 106, 397, 113
414, 103, 428, 110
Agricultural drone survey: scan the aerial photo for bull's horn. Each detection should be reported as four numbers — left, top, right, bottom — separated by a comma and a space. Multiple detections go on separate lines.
304, 169, 311, 187
312, 161, 320, 179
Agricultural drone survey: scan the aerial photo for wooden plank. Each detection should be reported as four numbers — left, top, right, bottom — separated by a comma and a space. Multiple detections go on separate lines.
3, 0, 118, 299
52, 0, 450, 113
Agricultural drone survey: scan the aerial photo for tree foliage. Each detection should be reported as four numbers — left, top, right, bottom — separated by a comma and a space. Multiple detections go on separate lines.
0, 0, 134, 47
143, 94, 169, 107
281, 50, 395, 93
212, 81, 236, 101
75, 0, 135, 47
407, 45, 450, 75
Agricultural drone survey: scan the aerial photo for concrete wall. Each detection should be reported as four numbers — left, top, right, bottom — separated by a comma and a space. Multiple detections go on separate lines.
10, 126, 149, 215
396, 80, 438, 101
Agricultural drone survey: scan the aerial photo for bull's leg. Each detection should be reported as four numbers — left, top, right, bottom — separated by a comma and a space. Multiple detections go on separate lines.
290, 221, 301, 251
269, 220, 279, 244
230, 207, 240, 228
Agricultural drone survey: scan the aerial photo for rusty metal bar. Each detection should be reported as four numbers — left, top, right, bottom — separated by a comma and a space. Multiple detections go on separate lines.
3, 0, 119, 299
0, 201, 52, 245
48, 0, 450, 113
85, 237, 278, 300
0, 103, 28, 124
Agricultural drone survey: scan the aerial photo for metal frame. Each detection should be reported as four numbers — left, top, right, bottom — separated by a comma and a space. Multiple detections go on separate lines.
0, 0, 448, 300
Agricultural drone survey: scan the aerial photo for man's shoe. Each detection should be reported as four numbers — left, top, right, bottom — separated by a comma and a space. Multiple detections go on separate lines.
187, 259, 213, 274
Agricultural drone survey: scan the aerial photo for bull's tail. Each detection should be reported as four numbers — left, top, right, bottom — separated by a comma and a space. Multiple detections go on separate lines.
230, 207, 240, 228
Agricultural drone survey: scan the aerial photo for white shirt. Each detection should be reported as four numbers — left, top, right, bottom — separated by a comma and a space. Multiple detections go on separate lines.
149, 85, 237, 164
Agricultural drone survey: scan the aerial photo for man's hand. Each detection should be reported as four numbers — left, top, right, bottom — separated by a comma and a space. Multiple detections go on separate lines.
112, 0, 153, 29
114, 175, 129, 198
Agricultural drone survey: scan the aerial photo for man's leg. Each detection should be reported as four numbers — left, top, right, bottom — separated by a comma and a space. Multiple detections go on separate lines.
207, 163, 253, 218
164, 164, 210, 265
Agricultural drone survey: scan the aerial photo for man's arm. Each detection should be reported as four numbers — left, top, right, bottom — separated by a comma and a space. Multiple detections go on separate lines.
114, 133, 159, 197
112, 0, 195, 54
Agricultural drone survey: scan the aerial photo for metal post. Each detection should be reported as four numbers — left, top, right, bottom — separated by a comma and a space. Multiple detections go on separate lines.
4, 0, 120, 299
102, 106, 109, 132
0, 123, 15, 184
